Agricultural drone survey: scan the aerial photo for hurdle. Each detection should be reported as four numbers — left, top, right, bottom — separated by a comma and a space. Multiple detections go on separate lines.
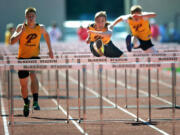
77, 61, 180, 123
1, 44, 180, 127
1, 55, 180, 110
1, 55, 179, 108
0, 63, 87, 127
95, 62, 180, 122
4, 50, 180, 60
1, 53, 180, 93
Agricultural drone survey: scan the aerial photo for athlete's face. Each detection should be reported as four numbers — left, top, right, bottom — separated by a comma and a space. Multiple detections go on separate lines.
95, 16, 106, 30
26, 12, 36, 24
132, 12, 142, 21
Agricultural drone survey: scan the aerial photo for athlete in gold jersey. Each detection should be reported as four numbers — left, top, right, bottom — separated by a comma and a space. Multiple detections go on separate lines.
10, 7, 54, 117
86, 11, 124, 57
111, 5, 157, 53
17, 23, 41, 58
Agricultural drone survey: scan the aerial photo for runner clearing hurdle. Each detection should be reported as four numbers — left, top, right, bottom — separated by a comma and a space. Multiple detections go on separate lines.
111, 5, 157, 53
10, 7, 54, 117
86, 11, 124, 57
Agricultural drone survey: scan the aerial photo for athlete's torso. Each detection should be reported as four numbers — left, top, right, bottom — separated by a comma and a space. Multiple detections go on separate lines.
128, 18, 151, 40
18, 24, 41, 58
88, 23, 111, 45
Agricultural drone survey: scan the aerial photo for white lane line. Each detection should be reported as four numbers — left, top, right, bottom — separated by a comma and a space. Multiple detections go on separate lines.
39, 83, 88, 135
0, 79, 9, 135
115, 70, 173, 105
130, 70, 172, 88
142, 71, 172, 88
60, 71, 169, 135
111, 77, 172, 105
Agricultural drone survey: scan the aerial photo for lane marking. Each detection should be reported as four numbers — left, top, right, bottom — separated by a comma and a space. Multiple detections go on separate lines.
0, 79, 9, 135
137, 70, 172, 88
59, 71, 169, 135
113, 70, 174, 105
128, 69, 176, 89
39, 83, 88, 135
110, 76, 172, 105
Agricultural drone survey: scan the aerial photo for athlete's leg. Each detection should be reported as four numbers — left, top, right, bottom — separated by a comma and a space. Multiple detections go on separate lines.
132, 36, 140, 48
18, 74, 30, 117
126, 35, 140, 52
104, 41, 123, 58
30, 72, 39, 94
90, 41, 102, 57
30, 72, 40, 110
18, 71, 29, 99
125, 35, 133, 52
19, 77, 29, 99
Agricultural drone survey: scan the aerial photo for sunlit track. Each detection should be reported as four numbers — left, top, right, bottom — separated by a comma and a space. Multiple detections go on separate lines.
92, 70, 174, 106
58, 70, 170, 135
39, 82, 89, 135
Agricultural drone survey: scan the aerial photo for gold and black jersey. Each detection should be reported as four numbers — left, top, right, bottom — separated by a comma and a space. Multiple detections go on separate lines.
18, 24, 41, 58
87, 23, 111, 45
128, 18, 151, 41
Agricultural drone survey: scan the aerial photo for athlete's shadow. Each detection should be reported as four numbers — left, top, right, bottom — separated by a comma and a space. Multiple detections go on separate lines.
157, 106, 180, 110
126, 121, 157, 126
31, 116, 82, 121
0, 114, 24, 117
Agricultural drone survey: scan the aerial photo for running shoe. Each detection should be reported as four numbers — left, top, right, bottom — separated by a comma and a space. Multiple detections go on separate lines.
93, 39, 104, 56
96, 39, 103, 49
23, 100, 30, 117
126, 34, 133, 52
33, 101, 40, 110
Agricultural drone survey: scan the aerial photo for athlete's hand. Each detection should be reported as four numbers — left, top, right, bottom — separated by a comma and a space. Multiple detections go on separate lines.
21, 22, 26, 33
86, 37, 91, 44
48, 50, 54, 59
108, 24, 114, 31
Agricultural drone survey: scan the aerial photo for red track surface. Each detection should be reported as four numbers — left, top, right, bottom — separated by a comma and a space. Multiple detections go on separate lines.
1, 68, 180, 135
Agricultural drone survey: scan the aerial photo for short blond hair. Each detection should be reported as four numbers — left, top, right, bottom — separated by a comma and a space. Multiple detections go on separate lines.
94, 11, 107, 20
25, 7, 36, 16
130, 5, 142, 14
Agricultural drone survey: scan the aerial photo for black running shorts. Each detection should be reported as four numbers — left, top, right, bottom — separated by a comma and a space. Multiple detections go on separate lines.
18, 57, 40, 79
138, 38, 154, 51
90, 40, 123, 58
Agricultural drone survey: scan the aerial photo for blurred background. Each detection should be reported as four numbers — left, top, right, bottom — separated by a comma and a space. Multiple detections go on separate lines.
0, 0, 180, 43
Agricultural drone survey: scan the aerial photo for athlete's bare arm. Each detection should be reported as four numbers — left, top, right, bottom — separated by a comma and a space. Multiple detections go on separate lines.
86, 36, 91, 44
85, 26, 91, 44
40, 24, 54, 58
132, 12, 156, 20
111, 14, 130, 28
10, 23, 25, 44
87, 27, 112, 39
